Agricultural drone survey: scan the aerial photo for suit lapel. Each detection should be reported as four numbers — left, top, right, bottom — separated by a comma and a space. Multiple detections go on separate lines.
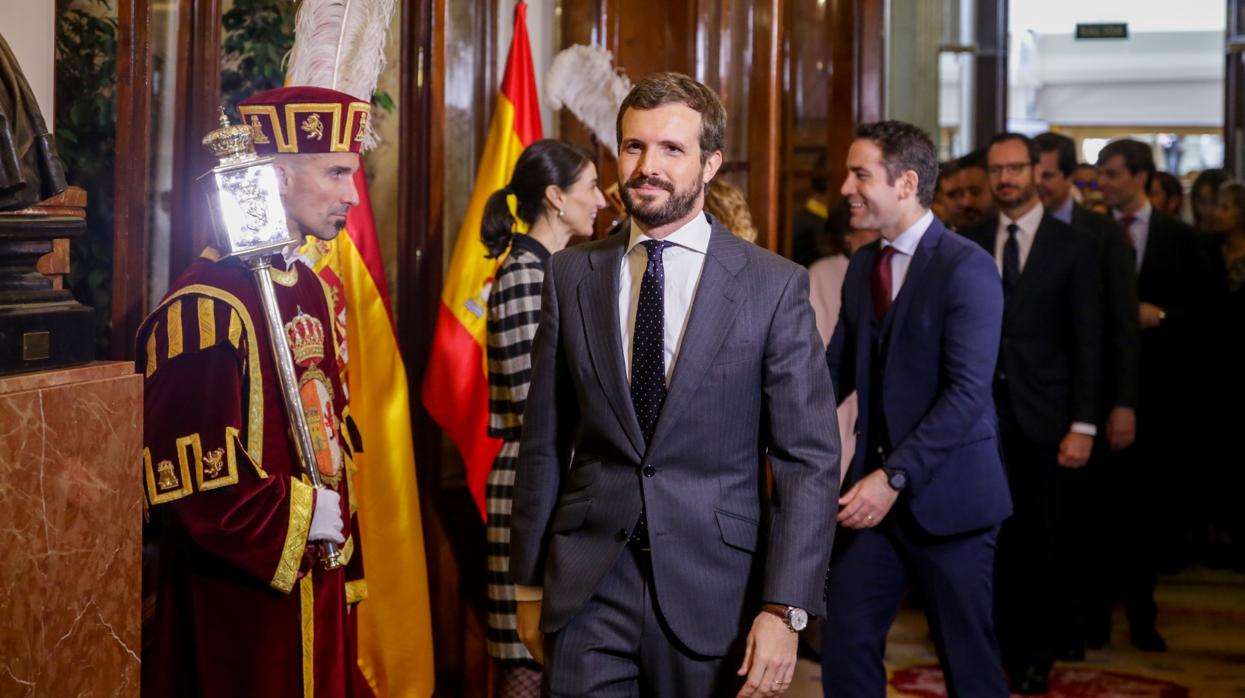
851, 244, 877, 464
578, 234, 645, 458
647, 223, 746, 451
1139, 214, 1165, 282
1014, 214, 1057, 300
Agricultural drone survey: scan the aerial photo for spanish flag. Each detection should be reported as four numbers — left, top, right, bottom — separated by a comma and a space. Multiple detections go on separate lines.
422, 1, 542, 515
301, 170, 435, 696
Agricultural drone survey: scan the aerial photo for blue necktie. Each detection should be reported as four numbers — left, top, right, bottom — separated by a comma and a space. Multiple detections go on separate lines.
631, 240, 672, 443
1002, 223, 1021, 295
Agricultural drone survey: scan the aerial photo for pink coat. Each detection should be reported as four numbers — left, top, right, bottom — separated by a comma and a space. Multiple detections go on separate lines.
808, 254, 856, 484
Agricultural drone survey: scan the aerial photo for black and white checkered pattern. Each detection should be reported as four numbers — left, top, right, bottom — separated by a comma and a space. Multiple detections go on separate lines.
485, 235, 548, 661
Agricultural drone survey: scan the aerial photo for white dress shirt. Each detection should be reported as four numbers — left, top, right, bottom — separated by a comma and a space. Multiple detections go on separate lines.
993, 202, 1045, 274
514, 213, 712, 604
880, 210, 934, 300
619, 212, 712, 385
1114, 201, 1151, 271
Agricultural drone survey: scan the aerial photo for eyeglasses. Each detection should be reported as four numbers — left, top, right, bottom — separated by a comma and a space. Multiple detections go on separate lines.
987, 162, 1032, 176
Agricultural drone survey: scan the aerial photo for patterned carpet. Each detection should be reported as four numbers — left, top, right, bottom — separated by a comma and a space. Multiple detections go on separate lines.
790, 567, 1245, 697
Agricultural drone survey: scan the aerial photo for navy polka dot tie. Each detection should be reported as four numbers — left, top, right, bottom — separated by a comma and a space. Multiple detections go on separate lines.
631, 240, 672, 443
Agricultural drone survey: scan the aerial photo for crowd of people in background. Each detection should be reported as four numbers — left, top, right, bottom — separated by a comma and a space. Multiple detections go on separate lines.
476, 67, 1245, 697
795, 130, 1245, 694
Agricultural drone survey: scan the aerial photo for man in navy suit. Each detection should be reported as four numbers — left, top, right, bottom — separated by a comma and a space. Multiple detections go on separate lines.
823, 121, 1012, 697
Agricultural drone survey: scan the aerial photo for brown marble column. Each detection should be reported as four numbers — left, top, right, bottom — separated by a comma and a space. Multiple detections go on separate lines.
0, 362, 142, 697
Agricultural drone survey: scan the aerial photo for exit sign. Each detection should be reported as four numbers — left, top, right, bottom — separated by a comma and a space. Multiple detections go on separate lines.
1076, 23, 1129, 39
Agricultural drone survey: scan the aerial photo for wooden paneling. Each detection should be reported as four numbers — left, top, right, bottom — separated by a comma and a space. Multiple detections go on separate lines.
166, 0, 221, 281
854, 0, 885, 125
748, 0, 782, 251
111, 0, 153, 359
1226, 0, 1245, 177
973, 0, 1007, 149
399, 0, 493, 696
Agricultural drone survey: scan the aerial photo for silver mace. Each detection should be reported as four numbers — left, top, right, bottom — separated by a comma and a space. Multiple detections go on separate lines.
200, 109, 342, 570
250, 256, 343, 570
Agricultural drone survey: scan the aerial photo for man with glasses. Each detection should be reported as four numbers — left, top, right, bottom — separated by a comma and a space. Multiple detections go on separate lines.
960, 132, 1103, 695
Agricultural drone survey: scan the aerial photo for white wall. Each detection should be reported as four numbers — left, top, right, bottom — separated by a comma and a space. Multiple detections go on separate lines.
0, 1, 56, 120
943, 30, 1225, 129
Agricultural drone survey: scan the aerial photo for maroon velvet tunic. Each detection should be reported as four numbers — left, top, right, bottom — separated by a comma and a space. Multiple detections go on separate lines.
137, 252, 365, 698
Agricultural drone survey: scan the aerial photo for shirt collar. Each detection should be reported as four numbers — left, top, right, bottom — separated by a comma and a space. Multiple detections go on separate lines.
1052, 196, 1074, 224
1000, 201, 1045, 235
1115, 200, 1152, 223
628, 211, 712, 255
882, 210, 934, 256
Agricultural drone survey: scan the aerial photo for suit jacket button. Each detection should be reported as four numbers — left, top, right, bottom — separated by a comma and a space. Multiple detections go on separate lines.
642, 464, 656, 477
616, 529, 629, 541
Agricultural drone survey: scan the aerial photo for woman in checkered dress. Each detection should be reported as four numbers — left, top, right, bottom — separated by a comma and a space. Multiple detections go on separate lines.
482, 139, 606, 697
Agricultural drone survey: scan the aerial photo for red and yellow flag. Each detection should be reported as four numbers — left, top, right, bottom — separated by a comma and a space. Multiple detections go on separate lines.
302, 169, 435, 696
422, 1, 542, 515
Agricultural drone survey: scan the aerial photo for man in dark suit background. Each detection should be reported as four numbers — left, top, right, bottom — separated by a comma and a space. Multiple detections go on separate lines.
823, 121, 1011, 697
509, 72, 840, 698
962, 133, 1103, 694
943, 149, 994, 231
1034, 132, 1141, 657
1093, 139, 1211, 652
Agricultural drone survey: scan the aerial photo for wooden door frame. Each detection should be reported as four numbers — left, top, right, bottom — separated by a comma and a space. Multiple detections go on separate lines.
112, 0, 154, 359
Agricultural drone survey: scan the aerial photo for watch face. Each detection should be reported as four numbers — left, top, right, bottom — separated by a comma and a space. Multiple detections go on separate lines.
788, 607, 809, 632
890, 470, 907, 490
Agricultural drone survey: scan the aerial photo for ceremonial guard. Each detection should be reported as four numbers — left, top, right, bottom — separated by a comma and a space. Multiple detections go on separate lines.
138, 86, 369, 697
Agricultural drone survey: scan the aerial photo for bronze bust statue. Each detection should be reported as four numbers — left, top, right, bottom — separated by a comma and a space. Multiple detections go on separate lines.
0, 31, 67, 211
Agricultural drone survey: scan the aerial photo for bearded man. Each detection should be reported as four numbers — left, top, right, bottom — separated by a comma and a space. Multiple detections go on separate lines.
508, 72, 840, 698
960, 132, 1103, 695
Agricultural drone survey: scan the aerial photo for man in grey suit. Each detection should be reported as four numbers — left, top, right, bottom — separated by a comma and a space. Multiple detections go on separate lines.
509, 72, 840, 697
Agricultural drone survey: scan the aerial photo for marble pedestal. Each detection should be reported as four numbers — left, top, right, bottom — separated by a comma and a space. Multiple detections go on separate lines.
0, 362, 142, 696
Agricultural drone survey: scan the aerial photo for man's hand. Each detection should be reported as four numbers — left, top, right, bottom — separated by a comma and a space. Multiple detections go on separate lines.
1106, 406, 1136, 451
516, 600, 544, 665
1139, 302, 1165, 329
736, 611, 798, 697
1057, 431, 1093, 468
308, 489, 345, 544
837, 469, 899, 529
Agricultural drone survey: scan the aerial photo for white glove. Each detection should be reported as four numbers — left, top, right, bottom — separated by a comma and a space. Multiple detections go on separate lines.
308, 488, 345, 544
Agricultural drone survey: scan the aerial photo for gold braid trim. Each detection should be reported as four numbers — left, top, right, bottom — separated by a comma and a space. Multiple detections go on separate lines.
345, 579, 369, 605
166, 300, 183, 360
272, 477, 314, 593
300, 575, 315, 698
339, 534, 354, 566
144, 285, 265, 466
198, 297, 216, 349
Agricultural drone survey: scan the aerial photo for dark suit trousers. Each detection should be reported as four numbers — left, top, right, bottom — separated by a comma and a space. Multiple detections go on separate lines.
543, 544, 743, 698
1085, 435, 1163, 633
822, 507, 1006, 698
993, 384, 1061, 676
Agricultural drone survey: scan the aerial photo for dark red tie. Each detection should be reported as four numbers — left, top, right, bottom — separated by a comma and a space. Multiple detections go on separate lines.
872, 245, 897, 320
1119, 214, 1137, 249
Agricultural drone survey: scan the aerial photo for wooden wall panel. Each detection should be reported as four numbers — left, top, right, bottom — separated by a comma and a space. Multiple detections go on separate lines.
973, 0, 1007, 149
748, 0, 782, 251
399, 0, 494, 696
111, 0, 153, 359
166, 0, 221, 281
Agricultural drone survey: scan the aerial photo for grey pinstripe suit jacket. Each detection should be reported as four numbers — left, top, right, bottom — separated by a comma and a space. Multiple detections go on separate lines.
509, 215, 841, 657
